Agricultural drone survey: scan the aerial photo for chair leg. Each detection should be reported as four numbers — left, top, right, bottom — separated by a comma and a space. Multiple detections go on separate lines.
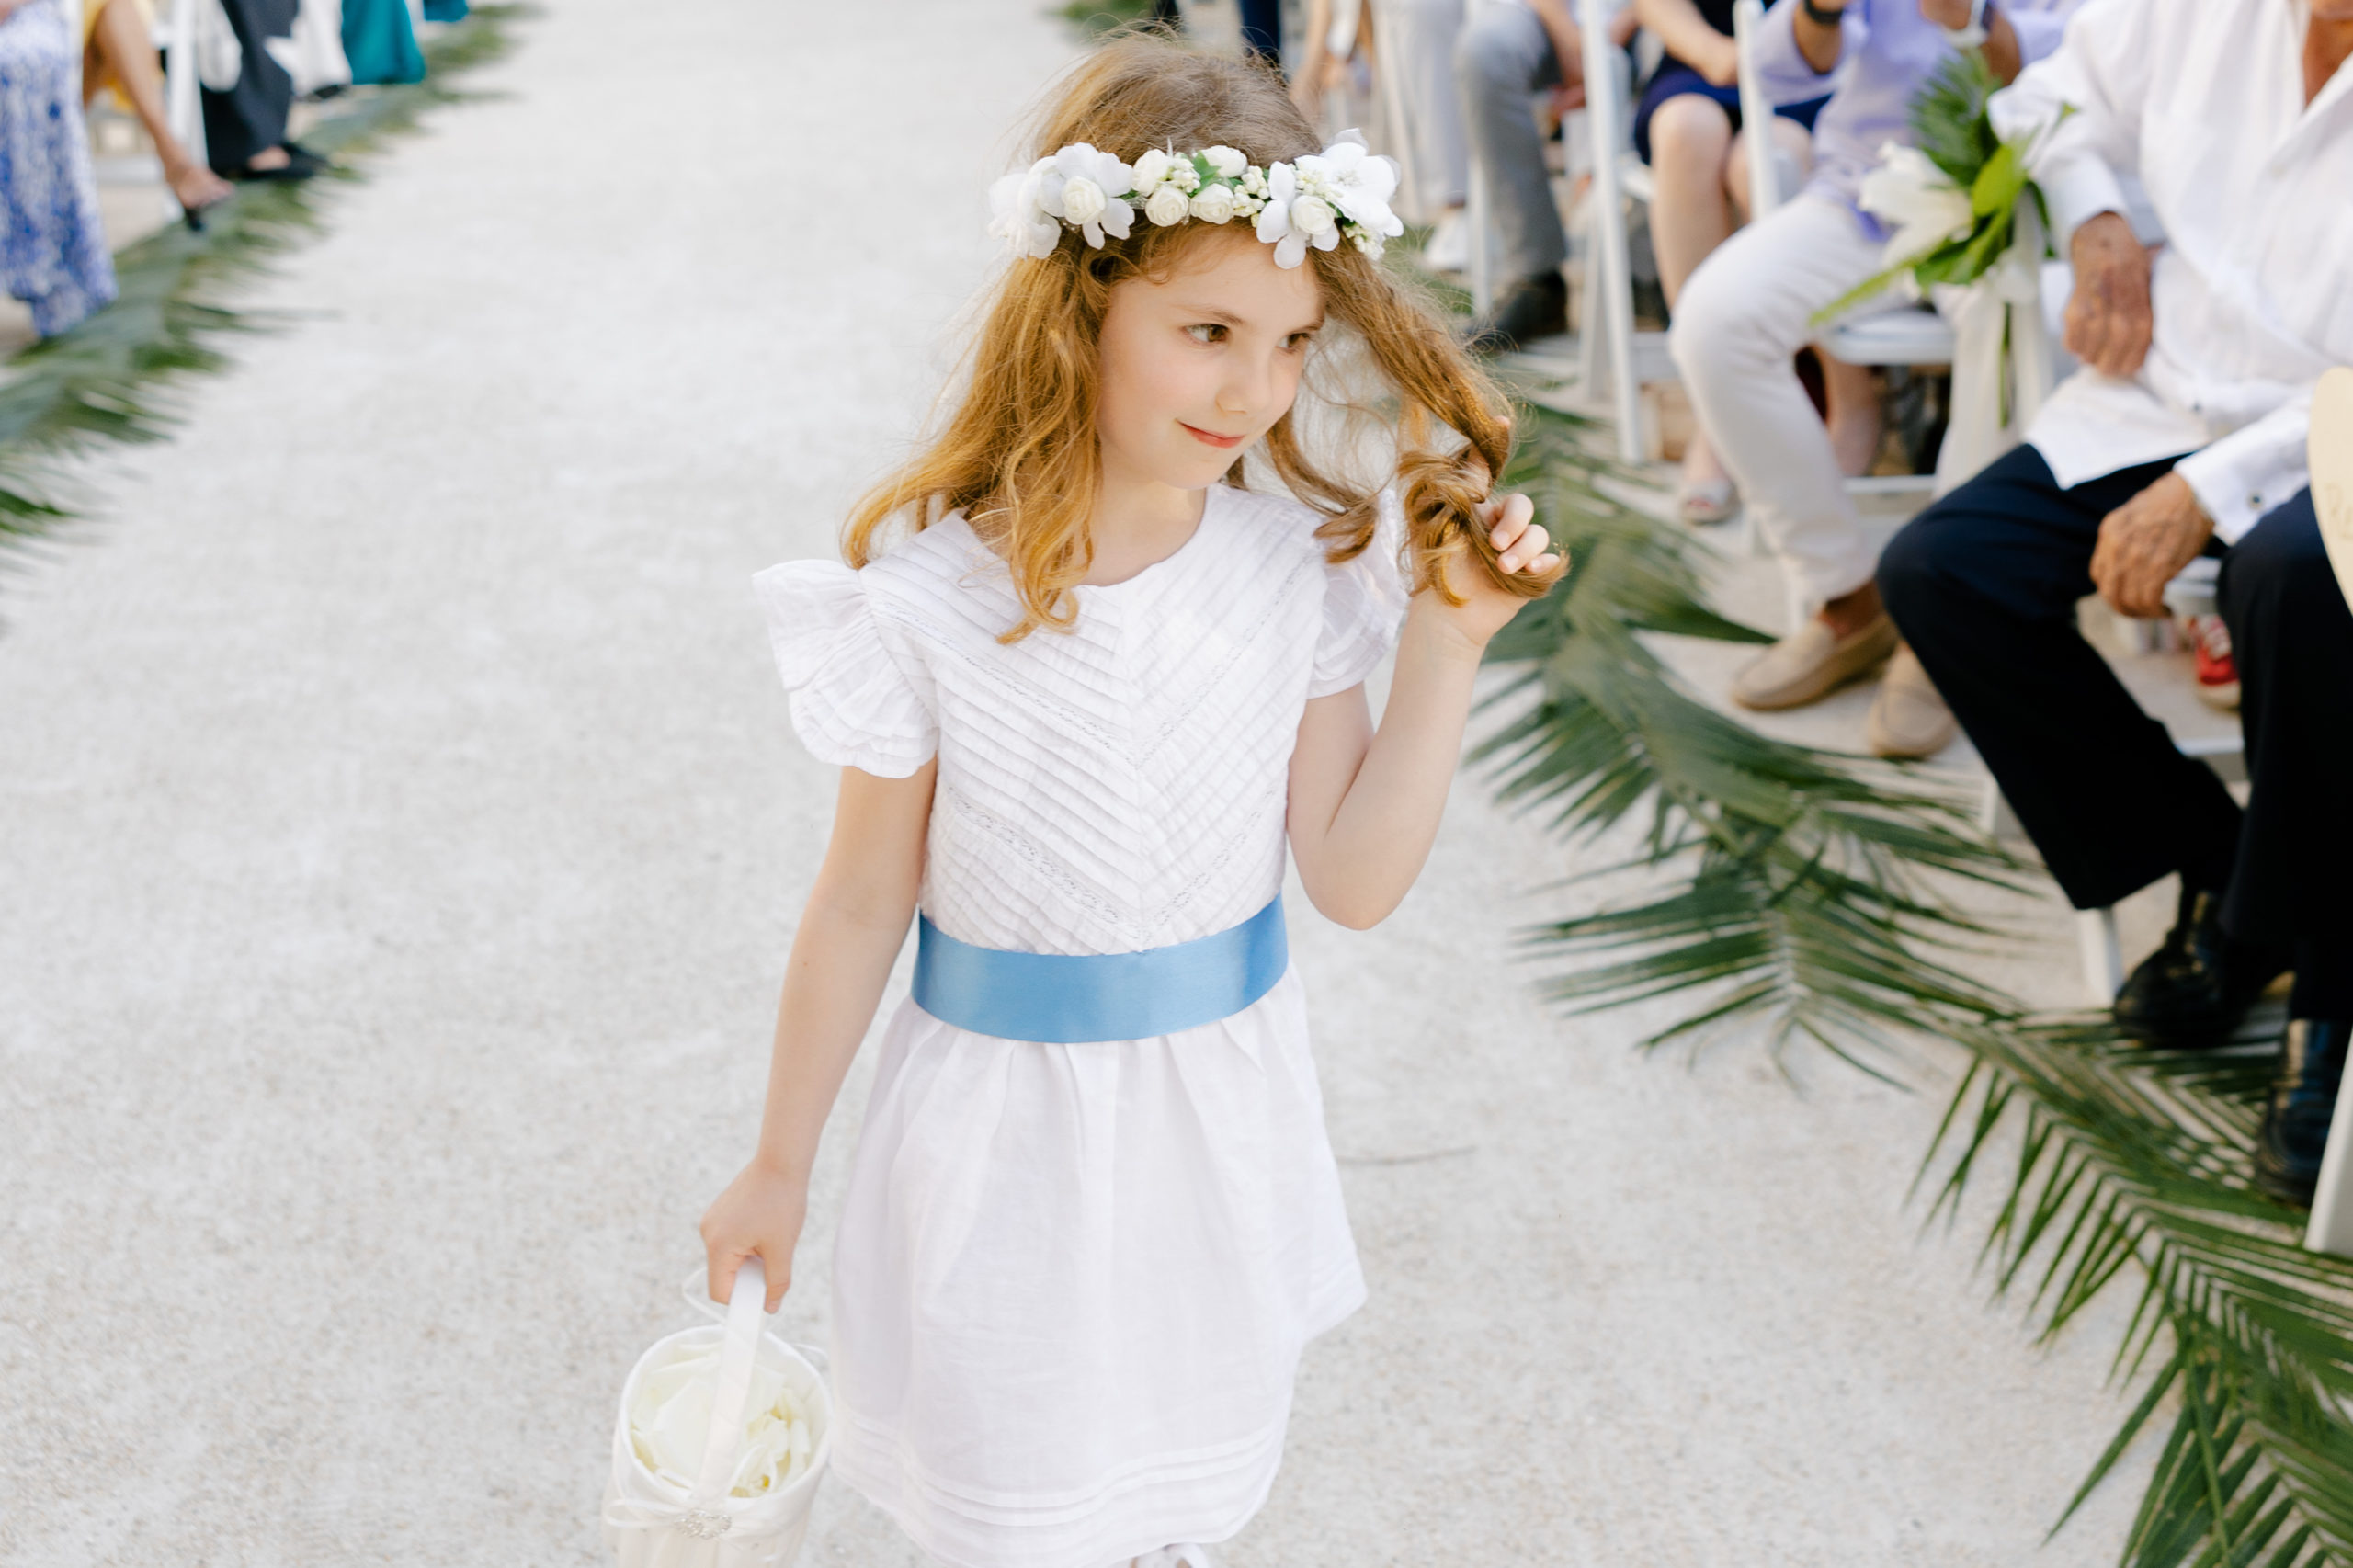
2078, 907, 2123, 1005
2306, 1086, 2353, 1256
1466, 150, 1494, 318
1575, 196, 1603, 392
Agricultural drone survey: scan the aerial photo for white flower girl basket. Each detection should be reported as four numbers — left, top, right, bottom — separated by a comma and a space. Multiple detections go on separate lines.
602, 1259, 832, 1568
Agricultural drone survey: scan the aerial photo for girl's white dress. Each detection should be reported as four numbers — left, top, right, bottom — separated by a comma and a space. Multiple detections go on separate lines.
756, 483, 1407, 1568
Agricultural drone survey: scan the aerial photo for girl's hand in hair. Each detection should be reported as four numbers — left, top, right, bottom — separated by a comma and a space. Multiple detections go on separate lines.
1419, 493, 1562, 651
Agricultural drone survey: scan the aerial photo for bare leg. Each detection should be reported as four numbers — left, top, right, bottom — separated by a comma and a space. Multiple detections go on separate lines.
1724, 114, 1816, 224
1816, 346, 1884, 636
1819, 351, 1882, 480
1647, 95, 1737, 496
85, 0, 233, 210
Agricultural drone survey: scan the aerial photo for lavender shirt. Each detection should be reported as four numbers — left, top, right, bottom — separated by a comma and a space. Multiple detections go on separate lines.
1750, 0, 2084, 225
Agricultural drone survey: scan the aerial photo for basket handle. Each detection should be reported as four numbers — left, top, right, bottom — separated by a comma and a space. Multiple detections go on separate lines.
688, 1256, 767, 1508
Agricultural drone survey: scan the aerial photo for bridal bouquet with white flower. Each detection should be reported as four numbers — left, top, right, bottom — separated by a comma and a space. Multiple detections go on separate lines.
1816, 53, 2072, 322
988, 131, 1404, 268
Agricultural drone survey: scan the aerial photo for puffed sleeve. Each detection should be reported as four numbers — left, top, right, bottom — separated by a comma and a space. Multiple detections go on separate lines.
751, 560, 938, 777
1308, 490, 1413, 699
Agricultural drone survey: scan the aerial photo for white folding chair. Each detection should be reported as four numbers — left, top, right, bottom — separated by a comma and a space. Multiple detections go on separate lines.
1732, 0, 1800, 222
161, 0, 209, 214
2049, 555, 2248, 1004
1573, 0, 1662, 463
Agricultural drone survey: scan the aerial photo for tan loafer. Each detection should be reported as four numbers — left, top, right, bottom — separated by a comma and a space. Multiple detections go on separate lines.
1866, 642, 1960, 758
1730, 611, 1899, 711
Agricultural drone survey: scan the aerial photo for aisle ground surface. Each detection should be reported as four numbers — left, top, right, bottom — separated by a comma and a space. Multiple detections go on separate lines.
0, 3, 2153, 1562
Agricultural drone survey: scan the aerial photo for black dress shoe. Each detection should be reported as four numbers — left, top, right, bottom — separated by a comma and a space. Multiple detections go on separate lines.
2254, 1018, 2351, 1205
2112, 885, 2290, 1045
1463, 273, 1568, 355
228, 156, 317, 183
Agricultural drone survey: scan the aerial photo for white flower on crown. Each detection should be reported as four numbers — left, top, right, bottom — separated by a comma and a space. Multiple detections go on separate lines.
1255, 163, 1336, 267
987, 141, 1137, 256
1131, 148, 1176, 190
989, 134, 1399, 266
1298, 130, 1405, 256
1189, 183, 1238, 224
1144, 185, 1191, 226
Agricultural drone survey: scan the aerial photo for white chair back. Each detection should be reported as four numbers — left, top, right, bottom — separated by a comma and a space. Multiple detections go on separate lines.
1732, 0, 1785, 220
163, 0, 208, 173
1578, 0, 1645, 460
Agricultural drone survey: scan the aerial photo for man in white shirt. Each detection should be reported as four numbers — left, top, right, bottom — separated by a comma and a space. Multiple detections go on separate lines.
1880, 0, 2353, 1201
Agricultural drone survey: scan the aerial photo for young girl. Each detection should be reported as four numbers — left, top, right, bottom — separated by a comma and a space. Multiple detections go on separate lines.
700, 37, 1563, 1568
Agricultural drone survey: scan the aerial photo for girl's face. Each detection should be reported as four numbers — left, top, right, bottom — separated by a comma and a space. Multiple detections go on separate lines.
1094, 228, 1326, 493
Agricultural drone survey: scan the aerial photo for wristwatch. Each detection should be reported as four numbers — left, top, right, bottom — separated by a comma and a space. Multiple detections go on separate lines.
1943, 0, 1992, 48
1800, 0, 1845, 24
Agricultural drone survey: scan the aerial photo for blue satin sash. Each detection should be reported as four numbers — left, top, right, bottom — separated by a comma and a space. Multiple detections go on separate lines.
913, 898, 1290, 1044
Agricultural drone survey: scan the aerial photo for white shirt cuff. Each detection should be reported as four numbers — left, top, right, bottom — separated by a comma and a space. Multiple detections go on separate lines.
2036, 155, 2131, 249
2175, 445, 2304, 547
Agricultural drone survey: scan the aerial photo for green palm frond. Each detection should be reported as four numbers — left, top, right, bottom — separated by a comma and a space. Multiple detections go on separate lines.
1927, 1021, 2353, 1565
1492, 404, 2353, 1562
1481, 403, 2022, 1072
0, 5, 527, 572
1911, 49, 2003, 187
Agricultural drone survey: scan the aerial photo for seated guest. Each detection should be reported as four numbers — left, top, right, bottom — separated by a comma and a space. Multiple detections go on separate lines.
0, 0, 115, 336
1880, 0, 2353, 1199
203, 0, 320, 181
1632, 0, 1828, 524
1667, 0, 2079, 756
81, 0, 233, 217
1455, 0, 1633, 351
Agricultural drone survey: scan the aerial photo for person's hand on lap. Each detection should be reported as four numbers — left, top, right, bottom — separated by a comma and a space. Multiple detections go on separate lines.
2091, 472, 2211, 619
2065, 211, 2155, 379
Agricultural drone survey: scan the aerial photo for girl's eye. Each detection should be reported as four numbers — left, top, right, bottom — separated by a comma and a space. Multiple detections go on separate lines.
1283, 331, 1316, 352
1184, 324, 1227, 345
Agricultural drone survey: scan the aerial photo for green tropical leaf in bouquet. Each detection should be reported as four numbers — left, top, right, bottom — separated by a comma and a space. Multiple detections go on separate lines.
1911, 48, 2004, 187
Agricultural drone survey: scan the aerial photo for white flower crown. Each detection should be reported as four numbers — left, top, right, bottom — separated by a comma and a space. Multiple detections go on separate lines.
988, 130, 1406, 269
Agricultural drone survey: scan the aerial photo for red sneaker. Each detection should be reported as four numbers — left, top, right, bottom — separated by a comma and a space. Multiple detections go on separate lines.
2188, 615, 2240, 710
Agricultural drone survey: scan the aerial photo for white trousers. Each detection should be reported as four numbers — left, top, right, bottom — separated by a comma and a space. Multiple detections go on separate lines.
1668, 192, 1888, 611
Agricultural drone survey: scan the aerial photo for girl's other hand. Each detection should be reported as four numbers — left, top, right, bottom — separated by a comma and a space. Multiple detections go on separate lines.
700, 1160, 810, 1312
1417, 493, 1563, 649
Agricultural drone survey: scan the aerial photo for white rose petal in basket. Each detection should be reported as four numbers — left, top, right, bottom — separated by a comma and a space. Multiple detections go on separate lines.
602, 1260, 832, 1568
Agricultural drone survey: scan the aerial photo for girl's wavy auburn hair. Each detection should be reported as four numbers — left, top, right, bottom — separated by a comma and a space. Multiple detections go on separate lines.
845, 32, 1562, 642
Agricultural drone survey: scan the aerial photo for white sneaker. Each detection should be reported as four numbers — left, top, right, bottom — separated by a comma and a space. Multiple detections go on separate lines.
1133, 1548, 1224, 1568
1422, 209, 1469, 273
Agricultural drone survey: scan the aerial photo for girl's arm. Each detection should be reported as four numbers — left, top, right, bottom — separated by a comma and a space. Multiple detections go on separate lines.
701, 760, 935, 1311
1636, 0, 1740, 85
1287, 496, 1555, 930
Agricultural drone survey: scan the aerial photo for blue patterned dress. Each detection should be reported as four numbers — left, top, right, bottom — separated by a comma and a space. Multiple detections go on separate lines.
0, 0, 113, 337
